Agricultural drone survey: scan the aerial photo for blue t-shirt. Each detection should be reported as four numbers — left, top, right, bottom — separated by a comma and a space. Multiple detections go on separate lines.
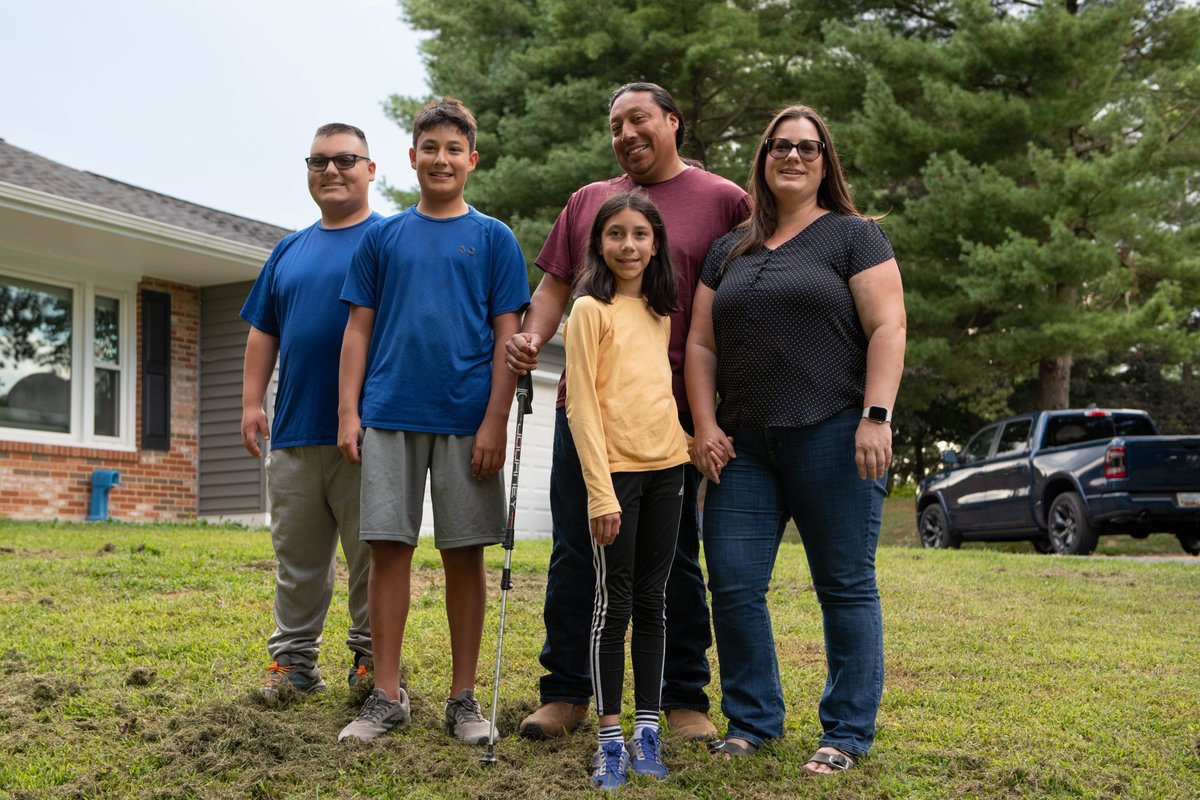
240, 213, 383, 448
340, 206, 530, 435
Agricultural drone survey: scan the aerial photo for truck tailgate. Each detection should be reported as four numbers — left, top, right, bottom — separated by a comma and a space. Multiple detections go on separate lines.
1122, 436, 1200, 494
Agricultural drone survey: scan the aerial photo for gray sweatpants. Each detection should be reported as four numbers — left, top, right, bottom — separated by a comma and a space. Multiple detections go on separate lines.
265, 445, 371, 666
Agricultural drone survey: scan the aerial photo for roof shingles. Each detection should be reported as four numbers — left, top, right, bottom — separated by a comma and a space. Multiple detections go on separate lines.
0, 138, 291, 249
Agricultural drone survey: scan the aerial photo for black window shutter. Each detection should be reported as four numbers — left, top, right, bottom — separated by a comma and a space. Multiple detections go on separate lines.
141, 289, 171, 451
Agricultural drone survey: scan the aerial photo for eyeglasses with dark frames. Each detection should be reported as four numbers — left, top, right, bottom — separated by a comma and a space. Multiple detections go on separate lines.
765, 138, 824, 162
305, 154, 372, 172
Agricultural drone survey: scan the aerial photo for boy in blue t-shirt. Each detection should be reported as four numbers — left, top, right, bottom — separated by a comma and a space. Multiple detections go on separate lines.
335, 98, 530, 745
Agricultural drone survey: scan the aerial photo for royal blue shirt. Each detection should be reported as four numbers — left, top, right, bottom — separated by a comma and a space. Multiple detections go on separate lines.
240, 213, 384, 448
340, 206, 530, 435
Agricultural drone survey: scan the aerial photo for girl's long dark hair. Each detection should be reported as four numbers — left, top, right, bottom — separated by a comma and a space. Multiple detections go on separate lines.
573, 191, 680, 316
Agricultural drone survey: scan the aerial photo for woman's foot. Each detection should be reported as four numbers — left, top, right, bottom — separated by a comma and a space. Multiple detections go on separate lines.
802, 746, 855, 774
708, 737, 758, 758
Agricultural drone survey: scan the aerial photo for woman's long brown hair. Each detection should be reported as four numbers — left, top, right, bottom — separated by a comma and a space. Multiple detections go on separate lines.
723, 105, 868, 267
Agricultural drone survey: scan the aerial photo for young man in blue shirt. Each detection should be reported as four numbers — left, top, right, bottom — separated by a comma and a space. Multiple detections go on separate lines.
335, 98, 530, 744
241, 123, 383, 700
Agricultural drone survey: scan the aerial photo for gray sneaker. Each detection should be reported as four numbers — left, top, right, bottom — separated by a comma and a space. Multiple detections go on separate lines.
338, 688, 410, 742
444, 688, 496, 745
259, 654, 326, 703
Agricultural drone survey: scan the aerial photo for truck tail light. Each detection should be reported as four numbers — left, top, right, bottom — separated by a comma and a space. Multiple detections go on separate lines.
1105, 445, 1127, 479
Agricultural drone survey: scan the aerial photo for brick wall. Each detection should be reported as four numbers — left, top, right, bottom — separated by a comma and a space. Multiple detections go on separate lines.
0, 279, 200, 521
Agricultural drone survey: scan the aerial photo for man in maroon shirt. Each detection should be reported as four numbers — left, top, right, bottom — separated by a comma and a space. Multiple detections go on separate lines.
506, 83, 749, 741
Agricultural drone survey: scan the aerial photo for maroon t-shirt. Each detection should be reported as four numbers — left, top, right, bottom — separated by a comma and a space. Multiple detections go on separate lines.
537, 168, 750, 412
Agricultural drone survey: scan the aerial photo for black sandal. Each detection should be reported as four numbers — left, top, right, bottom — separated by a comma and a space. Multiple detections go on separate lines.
708, 738, 759, 758
803, 749, 855, 774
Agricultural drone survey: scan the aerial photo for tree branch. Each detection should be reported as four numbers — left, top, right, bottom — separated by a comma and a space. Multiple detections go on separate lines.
1168, 102, 1200, 143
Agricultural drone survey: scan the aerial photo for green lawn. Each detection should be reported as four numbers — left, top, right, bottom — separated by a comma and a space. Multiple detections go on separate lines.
1, 515, 1197, 799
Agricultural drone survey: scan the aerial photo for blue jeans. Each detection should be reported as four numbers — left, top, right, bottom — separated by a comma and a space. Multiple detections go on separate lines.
703, 409, 886, 755
538, 407, 712, 710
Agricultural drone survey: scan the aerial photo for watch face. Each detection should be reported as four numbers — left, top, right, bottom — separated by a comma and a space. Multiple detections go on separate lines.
866, 406, 889, 423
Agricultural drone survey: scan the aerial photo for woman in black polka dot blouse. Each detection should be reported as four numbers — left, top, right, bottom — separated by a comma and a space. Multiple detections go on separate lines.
685, 105, 906, 773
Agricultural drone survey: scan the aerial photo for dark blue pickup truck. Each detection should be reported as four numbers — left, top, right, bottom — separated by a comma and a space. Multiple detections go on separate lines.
915, 409, 1200, 555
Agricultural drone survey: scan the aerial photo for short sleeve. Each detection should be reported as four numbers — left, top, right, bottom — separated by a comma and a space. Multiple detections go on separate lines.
845, 218, 895, 278
340, 223, 381, 309
240, 245, 282, 336
699, 231, 742, 290
535, 191, 587, 283
487, 220, 532, 317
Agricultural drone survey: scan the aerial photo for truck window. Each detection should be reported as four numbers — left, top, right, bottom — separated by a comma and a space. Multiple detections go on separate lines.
1114, 414, 1157, 436
1042, 413, 1156, 447
962, 424, 1000, 464
996, 419, 1032, 456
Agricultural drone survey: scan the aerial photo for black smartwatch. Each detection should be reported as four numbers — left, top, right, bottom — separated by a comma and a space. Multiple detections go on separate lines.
862, 406, 891, 425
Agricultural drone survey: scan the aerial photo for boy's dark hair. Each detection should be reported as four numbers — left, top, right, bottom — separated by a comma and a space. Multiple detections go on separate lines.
412, 97, 477, 151
314, 123, 368, 151
573, 191, 680, 317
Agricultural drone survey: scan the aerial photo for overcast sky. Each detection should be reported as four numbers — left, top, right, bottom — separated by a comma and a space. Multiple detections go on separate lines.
0, 0, 429, 231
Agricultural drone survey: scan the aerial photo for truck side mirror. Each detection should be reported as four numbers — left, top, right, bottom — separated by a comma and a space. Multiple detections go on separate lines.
941, 449, 959, 466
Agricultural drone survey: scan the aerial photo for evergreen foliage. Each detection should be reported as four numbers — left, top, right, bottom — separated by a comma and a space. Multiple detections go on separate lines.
388, 0, 1200, 476
824, 0, 1200, 467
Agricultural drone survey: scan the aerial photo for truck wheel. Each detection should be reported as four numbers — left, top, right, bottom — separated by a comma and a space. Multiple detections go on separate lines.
1178, 533, 1200, 556
1047, 493, 1098, 555
1031, 535, 1053, 554
919, 505, 960, 549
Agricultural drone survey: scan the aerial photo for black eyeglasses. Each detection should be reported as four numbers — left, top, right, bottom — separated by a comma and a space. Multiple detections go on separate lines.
765, 138, 824, 162
305, 154, 371, 172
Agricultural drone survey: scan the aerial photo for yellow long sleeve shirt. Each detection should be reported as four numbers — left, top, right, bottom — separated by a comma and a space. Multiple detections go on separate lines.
564, 294, 691, 519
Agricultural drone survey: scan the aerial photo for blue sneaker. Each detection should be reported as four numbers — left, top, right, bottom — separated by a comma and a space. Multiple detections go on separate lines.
590, 740, 629, 791
627, 727, 668, 779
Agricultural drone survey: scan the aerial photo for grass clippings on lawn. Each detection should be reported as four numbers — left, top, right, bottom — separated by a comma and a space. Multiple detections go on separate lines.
1, 512, 1198, 799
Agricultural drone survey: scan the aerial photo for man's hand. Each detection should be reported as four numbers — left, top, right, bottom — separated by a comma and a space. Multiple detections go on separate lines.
590, 512, 621, 546
241, 407, 270, 458
505, 332, 542, 376
471, 416, 506, 479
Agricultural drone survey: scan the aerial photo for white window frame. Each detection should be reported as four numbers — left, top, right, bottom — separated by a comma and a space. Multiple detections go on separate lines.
0, 267, 136, 451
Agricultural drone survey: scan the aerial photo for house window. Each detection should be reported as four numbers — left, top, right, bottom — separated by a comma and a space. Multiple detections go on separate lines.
94, 295, 121, 438
0, 272, 132, 447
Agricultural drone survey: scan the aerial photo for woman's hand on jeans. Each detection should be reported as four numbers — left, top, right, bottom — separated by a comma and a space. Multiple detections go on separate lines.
591, 512, 621, 546
855, 419, 892, 480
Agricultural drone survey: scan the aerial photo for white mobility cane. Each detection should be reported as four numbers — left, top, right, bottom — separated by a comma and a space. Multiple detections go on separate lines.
480, 372, 533, 766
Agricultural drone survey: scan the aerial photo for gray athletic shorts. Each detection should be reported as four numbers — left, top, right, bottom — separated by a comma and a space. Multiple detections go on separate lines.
359, 428, 505, 549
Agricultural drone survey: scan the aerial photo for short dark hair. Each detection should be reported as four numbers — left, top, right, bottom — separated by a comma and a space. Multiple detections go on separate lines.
313, 123, 368, 153
609, 82, 686, 151
573, 191, 680, 317
412, 97, 477, 151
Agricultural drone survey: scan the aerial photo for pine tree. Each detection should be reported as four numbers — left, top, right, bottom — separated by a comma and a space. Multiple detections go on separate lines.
388, 0, 855, 279
827, 0, 1200, 419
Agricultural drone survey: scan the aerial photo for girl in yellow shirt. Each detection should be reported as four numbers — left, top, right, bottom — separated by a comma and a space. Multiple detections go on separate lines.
564, 191, 691, 789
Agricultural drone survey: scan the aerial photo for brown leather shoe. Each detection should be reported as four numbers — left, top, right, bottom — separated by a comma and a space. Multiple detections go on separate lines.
665, 708, 718, 741
518, 701, 589, 740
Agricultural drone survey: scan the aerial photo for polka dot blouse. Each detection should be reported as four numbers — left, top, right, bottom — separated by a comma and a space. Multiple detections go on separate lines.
699, 213, 895, 429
